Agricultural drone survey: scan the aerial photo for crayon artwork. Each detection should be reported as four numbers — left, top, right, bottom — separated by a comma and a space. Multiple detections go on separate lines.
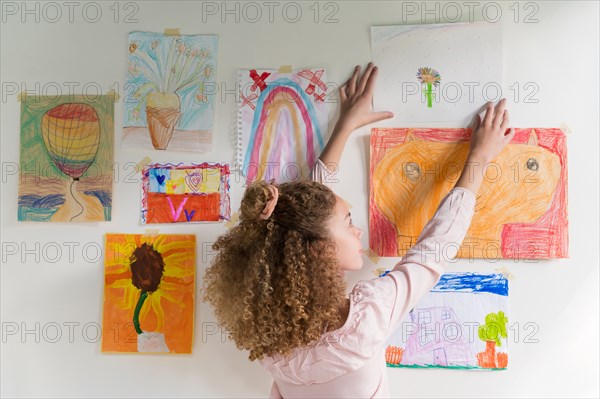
141, 163, 230, 224
102, 234, 196, 353
370, 128, 568, 259
238, 68, 328, 184
386, 273, 509, 370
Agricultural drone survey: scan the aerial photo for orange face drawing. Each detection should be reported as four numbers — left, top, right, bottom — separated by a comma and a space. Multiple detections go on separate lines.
370, 128, 568, 259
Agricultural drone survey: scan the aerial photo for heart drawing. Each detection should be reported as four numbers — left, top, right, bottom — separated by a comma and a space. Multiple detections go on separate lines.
185, 172, 203, 192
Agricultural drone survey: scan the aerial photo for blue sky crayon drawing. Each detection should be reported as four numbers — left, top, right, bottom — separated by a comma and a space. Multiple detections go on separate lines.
386, 273, 509, 370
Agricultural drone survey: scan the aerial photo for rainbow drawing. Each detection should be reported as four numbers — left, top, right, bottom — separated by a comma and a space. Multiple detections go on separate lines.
238, 69, 328, 184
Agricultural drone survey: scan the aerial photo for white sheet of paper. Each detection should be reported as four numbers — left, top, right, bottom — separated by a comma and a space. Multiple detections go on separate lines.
371, 22, 503, 124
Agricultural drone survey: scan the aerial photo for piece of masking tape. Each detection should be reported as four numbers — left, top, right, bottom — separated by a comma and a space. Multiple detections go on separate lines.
224, 212, 239, 230
495, 267, 516, 280
559, 122, 572, 135
107, 89, 120, 102
18, 92, 27, 102
278, 65, 292, 73
164, 28, 181, 36
135, 156, 152, 173
366, 248, 380, 265
373, 267, 386, 277
144, 229, 159, 235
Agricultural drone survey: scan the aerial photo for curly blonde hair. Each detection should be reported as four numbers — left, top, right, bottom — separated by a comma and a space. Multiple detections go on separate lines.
203, 180, 347, 361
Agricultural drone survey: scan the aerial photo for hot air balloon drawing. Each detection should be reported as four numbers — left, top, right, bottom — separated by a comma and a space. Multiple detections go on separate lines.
18, 95, 114, 223
41, 103, 101, 221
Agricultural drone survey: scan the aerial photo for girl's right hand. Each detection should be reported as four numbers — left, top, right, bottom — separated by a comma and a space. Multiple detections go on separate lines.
468, 99, 515, 164
454, 99, 515, 194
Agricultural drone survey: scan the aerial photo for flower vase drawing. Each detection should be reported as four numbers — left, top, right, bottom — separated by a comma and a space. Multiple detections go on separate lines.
123, 32, 218, 152
146, 92, 181, 150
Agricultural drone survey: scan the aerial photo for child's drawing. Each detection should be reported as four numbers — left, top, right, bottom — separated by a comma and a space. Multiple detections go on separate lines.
371, 23, 502, 123
141, 163, 230, 224
238, 68, 328, 184
123, 32, 218, 152
370, 128, 568, 259
18, 95, 114, 222
102, 234, 196, 353
386, 273, 509, 370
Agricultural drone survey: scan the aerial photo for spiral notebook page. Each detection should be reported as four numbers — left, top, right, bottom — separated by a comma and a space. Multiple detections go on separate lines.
237, 68, 329, 184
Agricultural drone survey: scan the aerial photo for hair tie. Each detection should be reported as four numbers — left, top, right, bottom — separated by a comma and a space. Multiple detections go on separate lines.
259, 185, 279, 220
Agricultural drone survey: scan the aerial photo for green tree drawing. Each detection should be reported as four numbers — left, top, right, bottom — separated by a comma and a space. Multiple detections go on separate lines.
478, 311, 508, 346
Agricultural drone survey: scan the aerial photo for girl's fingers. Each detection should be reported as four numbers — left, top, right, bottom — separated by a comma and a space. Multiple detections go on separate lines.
469, 113, 481, 132
366, 111, 394, 125
357, 62, 374, 94
482, 102, 495, 126
492, 99, 506, 127
363, 66, 379, 97
347, 65, 360, 96
339, 83, 348, 103
500, 109, 510, 130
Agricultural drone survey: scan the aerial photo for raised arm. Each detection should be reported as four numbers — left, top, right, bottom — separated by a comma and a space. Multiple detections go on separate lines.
384, 100, 514, 332
318, 63, 393, 172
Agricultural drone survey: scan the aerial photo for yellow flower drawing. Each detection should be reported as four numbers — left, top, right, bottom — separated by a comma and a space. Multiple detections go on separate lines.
102, 234, 196, 353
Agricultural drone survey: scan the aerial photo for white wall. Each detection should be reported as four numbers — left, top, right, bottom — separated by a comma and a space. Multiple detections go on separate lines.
1, 1, 598, 397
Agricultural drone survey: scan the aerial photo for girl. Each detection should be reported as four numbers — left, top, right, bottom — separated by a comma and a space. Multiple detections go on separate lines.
204, 63, 513, 398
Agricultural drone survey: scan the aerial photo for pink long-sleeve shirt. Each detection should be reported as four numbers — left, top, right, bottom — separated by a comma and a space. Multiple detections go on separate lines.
259, 160, 476, 398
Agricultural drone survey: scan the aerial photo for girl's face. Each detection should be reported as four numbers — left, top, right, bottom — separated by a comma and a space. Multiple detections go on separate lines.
327, 195, 364, 272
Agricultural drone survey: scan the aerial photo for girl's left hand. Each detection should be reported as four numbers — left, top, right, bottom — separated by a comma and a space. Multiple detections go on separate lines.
317, 63, 394, 170
337, 63, 393, 132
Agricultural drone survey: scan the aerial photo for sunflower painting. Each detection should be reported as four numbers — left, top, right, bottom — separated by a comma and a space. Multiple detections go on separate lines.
102, 234, 196, 353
